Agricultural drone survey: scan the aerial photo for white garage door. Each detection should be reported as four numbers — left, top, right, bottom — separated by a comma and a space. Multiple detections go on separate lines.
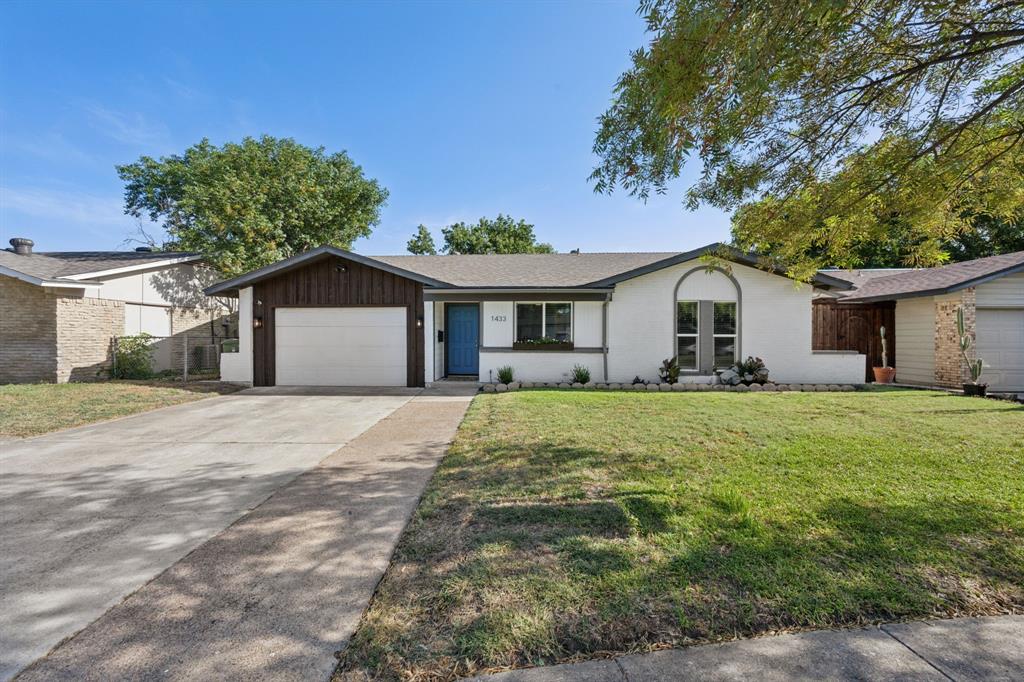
977, 309, 1024, 393
275, 307, 407, 386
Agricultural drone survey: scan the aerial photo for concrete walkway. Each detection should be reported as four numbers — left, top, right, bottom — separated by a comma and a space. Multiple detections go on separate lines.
474, 615, 1024, 681
14, 388, 474, 681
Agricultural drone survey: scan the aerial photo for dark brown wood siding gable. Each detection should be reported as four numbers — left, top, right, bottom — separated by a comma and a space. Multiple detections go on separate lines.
251, 254, 425, 387
812, 299, 895, 382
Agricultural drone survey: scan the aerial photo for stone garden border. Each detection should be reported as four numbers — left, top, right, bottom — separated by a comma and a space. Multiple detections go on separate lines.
481, 382, 861, 393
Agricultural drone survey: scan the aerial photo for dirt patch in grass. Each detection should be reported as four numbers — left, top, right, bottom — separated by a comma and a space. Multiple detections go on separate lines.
336, 390, 1024, 680
0, 381, 244, 438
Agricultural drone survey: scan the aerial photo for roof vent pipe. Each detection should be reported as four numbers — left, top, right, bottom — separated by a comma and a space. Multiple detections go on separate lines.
9, 238, 33, 255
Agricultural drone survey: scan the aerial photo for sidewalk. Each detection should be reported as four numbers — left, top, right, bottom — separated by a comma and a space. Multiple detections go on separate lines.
473, 615, 1023, 681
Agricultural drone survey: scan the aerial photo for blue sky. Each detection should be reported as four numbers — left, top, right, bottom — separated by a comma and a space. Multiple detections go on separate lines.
0, 1, 731, 255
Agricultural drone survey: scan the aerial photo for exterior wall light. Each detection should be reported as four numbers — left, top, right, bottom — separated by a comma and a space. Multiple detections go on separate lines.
253, 316, 264, 329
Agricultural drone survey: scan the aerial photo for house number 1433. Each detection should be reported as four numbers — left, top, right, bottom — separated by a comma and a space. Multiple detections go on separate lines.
491, 315, 507, 322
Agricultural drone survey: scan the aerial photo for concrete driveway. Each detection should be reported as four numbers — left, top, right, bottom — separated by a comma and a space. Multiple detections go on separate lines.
0, 388, 418, 681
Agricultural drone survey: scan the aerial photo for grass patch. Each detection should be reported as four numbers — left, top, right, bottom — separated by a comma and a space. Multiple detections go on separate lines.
337, 390, 1024, 680
0, 381, 242, 438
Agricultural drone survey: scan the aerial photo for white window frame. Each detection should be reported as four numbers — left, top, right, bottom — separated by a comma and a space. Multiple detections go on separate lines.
676, 300, 699, 370
514, 301, 573, 342
712, 301, 738, 368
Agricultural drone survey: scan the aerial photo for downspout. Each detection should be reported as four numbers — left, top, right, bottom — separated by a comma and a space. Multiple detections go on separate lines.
602, 291, 612, 382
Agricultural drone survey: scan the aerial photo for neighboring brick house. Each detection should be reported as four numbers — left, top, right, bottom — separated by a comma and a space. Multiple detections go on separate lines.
821, 251, 1024, 394
0, 237, 231, 383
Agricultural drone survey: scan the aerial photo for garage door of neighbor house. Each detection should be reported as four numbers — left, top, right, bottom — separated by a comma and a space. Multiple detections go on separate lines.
977, 309, 1024, 392
274, 307, 407, 386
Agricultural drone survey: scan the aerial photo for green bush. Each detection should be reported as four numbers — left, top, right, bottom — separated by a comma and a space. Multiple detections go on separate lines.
496, 365, 515, 384
570, 364, 591, 384
113, 333, 155, 379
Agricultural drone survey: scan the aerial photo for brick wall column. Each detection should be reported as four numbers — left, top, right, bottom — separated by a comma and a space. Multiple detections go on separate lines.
55, 296, 125, 382
934, 287, 975, 388
0, 276, 59, 382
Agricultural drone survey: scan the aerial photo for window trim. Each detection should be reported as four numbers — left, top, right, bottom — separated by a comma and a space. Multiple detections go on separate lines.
671, 266, 743, 374
514, 301, 573, 342
676, 300, 699, 371
712, 301, 738, 369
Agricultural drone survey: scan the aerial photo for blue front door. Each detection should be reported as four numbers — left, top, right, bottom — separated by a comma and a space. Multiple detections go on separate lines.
447, 304, 479, 375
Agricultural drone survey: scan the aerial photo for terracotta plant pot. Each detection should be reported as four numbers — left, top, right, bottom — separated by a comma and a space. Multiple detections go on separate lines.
963, 383, 988, 397
872, 366, 896, 384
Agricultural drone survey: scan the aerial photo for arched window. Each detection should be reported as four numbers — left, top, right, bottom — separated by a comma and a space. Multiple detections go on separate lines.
673, 267, 742, 373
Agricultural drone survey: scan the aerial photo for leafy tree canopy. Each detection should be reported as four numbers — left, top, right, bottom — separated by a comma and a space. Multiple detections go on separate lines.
733, 208, 1024, 269
947, 213, 1024, 261
408, 215, 555, 254
406, 224, 438, 254
592, 0, 1024, 273
118, 135, 388, 276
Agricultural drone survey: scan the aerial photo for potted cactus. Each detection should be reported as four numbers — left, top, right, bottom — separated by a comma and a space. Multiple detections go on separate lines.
956, 307, 986, 397
872, 325, 896, 384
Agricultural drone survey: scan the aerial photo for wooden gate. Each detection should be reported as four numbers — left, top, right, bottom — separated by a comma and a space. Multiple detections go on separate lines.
812, 299, 896, 382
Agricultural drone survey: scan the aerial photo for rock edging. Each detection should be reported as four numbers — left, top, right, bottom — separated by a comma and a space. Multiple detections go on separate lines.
480, 382, 860, 393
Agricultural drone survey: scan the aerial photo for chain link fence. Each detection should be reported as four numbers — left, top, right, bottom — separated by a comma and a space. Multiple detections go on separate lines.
112, 334, 239, 382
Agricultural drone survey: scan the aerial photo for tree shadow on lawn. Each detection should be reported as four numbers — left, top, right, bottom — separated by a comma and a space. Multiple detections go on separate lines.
347, 444, 1024, 678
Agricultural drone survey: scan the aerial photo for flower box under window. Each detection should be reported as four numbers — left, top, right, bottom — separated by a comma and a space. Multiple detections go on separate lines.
512, 340, 575, 351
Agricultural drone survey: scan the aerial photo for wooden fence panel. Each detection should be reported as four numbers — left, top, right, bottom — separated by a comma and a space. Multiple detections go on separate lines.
812, 299, 895, 382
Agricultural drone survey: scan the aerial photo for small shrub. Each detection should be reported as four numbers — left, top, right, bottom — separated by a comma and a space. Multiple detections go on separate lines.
113, 333, 155, 379
496, 365, 515, 384
632, 375, 647, 385
570, 364, 591, 384
658, 357, 680, 384
719, 356, 769, 385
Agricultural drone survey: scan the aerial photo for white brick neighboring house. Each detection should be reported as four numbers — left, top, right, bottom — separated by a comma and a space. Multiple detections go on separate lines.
0, 237, 230, 383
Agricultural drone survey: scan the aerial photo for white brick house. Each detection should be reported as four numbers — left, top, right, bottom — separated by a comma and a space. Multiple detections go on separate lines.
205, 243, 865, 387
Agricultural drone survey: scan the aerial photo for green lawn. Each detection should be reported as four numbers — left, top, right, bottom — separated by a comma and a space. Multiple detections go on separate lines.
0, 381, 242, 438
337, 389, 1024, 680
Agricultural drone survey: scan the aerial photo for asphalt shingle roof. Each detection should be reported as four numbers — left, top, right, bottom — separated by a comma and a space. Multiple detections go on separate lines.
204, 244, 856, 295
838, 251, 1024, 302
817, 268, 915, 287
0, 249, 198, 281
372, 252, 679, 288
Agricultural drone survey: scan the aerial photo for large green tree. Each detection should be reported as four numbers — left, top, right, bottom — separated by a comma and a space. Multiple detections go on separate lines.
731, 209, 1024, 268
592, 0, 1024, 273
118, 135, 388, 276
407, 215, 555, 254
946, 214, 1024, 261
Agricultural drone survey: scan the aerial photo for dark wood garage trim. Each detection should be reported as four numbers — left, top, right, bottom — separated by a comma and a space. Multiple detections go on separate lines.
251, 254, 425, 387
